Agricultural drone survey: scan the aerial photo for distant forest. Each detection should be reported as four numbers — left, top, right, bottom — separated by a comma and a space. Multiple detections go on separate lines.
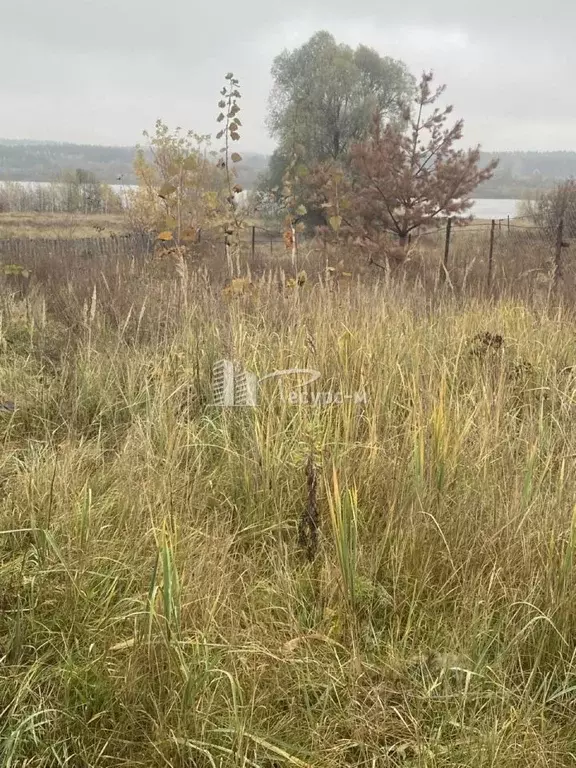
478, 152, 576, 198
0, 141, 575, 198
0, 141, 269, 191
0, 141, 137, 184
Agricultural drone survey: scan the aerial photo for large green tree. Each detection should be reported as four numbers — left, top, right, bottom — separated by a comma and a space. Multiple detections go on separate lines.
266, 31, 413, 177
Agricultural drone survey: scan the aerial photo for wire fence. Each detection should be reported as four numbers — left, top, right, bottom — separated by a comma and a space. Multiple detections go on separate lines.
0, 214, 574, 298
0, 233, 154, 262
420, 214, 573, 292
192, 215, 575, 291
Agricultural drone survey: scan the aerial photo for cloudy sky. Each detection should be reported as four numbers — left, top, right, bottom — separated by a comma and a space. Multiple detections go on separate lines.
1, 0, 573, 153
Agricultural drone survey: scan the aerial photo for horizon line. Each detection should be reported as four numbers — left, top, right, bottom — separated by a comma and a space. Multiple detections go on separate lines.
1, 139, 576, 155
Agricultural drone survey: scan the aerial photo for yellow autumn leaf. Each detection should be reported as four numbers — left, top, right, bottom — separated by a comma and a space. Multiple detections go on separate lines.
158, 182, 177, 199
329, 215, 342, 232
181, 227, 198, 242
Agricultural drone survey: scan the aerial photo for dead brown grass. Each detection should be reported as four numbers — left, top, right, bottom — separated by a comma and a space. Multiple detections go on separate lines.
0, 236, 573, 765
0, 211, 128, 239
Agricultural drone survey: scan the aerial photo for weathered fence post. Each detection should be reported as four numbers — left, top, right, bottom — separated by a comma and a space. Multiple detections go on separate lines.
439, 217, 452, 284
553, 216, 565, 289
487, 219, 496, 288
251, 225, 256, 259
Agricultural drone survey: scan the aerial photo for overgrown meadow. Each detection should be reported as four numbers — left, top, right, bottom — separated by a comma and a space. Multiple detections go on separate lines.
0, 246, 575, 767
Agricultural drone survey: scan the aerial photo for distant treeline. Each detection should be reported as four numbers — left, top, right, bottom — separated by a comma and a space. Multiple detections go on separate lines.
0, 141, 269, 190
0, 142, 575, 198
0, 171, 123, 214
477, 151, 576, 198
0, 142, 137, 185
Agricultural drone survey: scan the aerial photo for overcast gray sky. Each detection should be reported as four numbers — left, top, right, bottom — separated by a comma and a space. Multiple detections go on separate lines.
1, 0, 573, 153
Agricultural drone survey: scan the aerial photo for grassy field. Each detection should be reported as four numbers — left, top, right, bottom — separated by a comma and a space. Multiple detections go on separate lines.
0, 211, 128, 240
0, 242, 575, 766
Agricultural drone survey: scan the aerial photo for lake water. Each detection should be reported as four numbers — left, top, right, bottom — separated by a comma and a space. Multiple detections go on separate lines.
0, 182, 522, 221
109, 192, 523, 220
470, 198, 522, 220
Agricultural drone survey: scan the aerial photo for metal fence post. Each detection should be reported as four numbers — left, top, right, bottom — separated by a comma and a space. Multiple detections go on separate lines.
554, 216, 565, 288
487, 219, 496, 288
440, 217, 452, 284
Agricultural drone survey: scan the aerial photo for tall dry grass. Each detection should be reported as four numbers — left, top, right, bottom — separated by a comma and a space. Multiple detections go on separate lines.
0, 242, 575, 766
